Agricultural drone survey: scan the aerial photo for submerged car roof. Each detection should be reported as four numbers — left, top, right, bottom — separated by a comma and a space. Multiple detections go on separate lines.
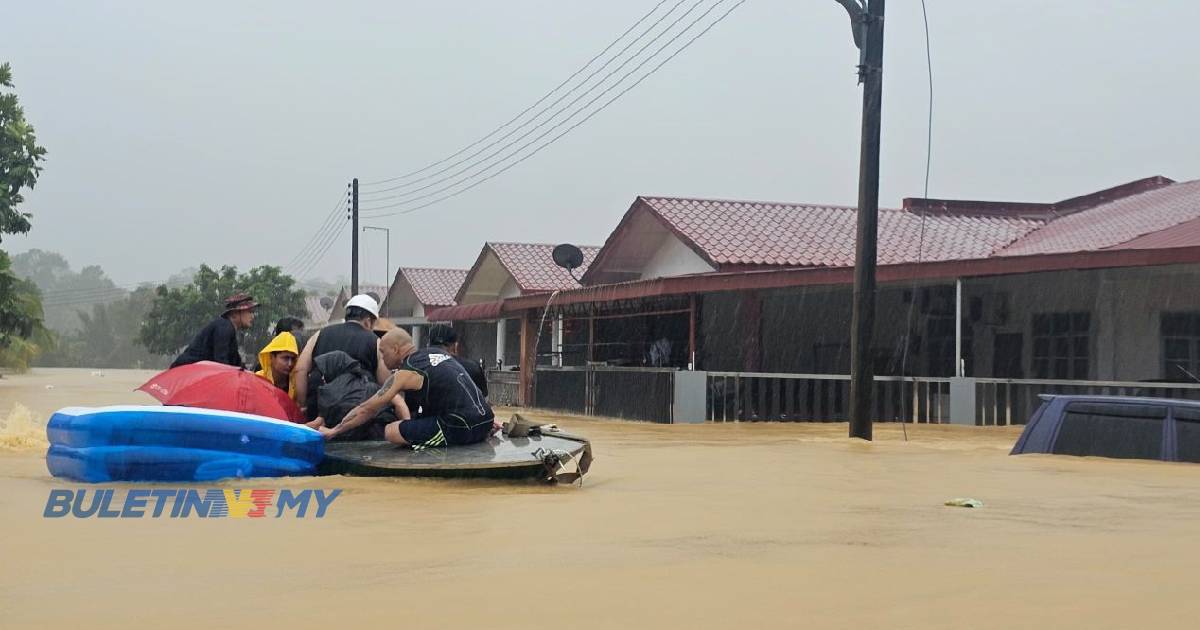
1037, 394, 1200, 408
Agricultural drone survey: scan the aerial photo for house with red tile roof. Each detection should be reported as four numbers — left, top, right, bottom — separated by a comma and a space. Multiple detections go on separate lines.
427, 242, 599, 368
455, 242, 600, 305
380, 267, 468, 319
376, 267, 468, 347
434, 175, 1200, 416
326, 284, 390, 325
302, 295, 333, 329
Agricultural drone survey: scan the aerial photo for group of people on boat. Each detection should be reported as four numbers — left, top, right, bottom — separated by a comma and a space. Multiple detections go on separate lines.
169, 292, 495, 449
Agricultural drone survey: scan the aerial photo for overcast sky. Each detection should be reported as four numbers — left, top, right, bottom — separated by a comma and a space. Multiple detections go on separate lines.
5, 1, 1199, 287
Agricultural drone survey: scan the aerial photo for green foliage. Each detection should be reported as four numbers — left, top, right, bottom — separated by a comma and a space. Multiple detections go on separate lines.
0, 249, 53, 370
36, 286, 167, 369
0, 62, 48, 241
140, 264, 307, 361
11, 249, 120, 333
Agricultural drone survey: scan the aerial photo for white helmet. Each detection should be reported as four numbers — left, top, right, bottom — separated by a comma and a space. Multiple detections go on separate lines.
346, 294, 380, 318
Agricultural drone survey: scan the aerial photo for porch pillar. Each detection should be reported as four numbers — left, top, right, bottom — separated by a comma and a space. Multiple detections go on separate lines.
495, 319, 507, 367
688, 294, 697, 370
587, 316, 595, 363
955, 278, 963, 377
518, 313, 536, 406
411, 324, 423, 350
552, 315, 563, 367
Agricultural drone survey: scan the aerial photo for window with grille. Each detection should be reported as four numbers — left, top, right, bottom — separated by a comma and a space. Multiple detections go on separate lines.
1032, 312, 1090, 379
1161, 313, 1200, 380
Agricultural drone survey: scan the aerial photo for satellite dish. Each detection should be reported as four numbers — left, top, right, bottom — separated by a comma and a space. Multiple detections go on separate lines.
552, 244, 584, 270
552, 243, 585, 285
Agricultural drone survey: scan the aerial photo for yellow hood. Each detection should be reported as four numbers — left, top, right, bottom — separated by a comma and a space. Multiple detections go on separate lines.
255, 332, 299, 401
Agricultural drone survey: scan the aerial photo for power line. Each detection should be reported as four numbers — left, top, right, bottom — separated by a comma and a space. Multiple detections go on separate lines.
285, 210, 346, 277
292, 218, 348, 281
284, 186, 355, 277
359, 0, 676, 189
38, 278, 191, 303
362, 0, 747, 219
35, 276, 188, 298
292, 220, 345, 280
284, 192, 348, 271
899, 0, 935, 402
294, 223, 345, 281
39, 195, 348, 305
359, 0, 712, 203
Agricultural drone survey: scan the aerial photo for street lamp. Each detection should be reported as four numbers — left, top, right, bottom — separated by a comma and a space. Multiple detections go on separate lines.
362, 225, 390, 299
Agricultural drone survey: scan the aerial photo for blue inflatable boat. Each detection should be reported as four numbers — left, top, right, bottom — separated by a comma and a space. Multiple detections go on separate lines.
45, 405, 323, 482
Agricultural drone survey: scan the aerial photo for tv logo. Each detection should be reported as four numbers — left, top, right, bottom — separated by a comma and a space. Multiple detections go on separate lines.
44, 488, 341, 518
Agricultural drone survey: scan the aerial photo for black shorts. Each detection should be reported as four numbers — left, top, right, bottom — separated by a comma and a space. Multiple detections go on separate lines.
397, 413, 493, 449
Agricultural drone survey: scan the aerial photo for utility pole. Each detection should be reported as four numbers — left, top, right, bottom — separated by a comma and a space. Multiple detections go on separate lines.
838, 0, 885, 441
350, 177, 360, 295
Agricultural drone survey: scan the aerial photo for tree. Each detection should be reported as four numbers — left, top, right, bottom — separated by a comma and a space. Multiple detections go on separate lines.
37, 286, 168, 369
0, 62, 49, 369
140, 264, 307, 362
11, 249, 121, 333
1, 62, 47, 241
0, 250, 53, 370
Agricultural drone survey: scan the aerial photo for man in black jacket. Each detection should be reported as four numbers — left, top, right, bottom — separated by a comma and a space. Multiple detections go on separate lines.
426, 324, 489, 399
170, 293, 258, 369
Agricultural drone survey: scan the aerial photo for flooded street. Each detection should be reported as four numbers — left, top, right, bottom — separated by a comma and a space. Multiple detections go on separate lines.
2, 368, 1199, 629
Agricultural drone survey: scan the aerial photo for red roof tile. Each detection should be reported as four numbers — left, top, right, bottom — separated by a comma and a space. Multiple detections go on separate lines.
488, 242, 601, 293
398, 267, 468, 307
999, 179, 1200, 256
353, 284, 390, 304
426, 300, 503, 322
303, 295, 331, 325
638, 196, 1043, 268
1109, 215, 1200, 251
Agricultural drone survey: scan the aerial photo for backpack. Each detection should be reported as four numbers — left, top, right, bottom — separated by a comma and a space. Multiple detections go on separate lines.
311, 351, 395, 440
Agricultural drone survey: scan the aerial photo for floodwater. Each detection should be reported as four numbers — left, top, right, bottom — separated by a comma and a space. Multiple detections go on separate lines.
2, 369, 1199, 629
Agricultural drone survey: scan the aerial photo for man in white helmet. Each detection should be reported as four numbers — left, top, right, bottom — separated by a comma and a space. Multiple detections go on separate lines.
293, 294, 399, 428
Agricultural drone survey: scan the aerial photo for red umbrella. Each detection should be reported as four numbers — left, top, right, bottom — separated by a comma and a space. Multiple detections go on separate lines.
137, 361, 304, 422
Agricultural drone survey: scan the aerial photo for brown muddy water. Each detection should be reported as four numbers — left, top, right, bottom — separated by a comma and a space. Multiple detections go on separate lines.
2, 368, 1199, 629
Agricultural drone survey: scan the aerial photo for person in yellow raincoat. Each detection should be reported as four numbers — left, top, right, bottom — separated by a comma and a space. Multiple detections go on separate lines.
255, 332, 300, 403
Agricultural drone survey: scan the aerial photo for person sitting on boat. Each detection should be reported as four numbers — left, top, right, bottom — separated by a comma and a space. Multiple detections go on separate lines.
272, 316, 305, 348
252, 317, 306, 372
170, 293, 257, 369
293, 294, 391, 420
254, 331, 300, 402
426, 324, 489, 399
320, 328, 497, 449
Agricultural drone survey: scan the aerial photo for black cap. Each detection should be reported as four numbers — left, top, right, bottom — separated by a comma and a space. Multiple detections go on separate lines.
427, 324, 458, 347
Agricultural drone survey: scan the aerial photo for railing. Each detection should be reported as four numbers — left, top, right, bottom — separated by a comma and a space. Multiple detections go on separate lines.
974, 378, 1200, 426
486, 369, 520, 407
502, 365, 1200, 426
705, 372, 951, 423
532, 366, 676, 423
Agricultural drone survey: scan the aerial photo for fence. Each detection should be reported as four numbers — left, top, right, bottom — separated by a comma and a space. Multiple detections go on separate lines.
531, 366, 676, 423
705, 372, 951, 423
973, 378, 1200, 426
491, 366, 1200, 425
486, 370, 520, 407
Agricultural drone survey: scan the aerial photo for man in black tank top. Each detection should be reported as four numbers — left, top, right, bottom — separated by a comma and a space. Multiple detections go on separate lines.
293, 294, 390, 421
320, 328, 498, 448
